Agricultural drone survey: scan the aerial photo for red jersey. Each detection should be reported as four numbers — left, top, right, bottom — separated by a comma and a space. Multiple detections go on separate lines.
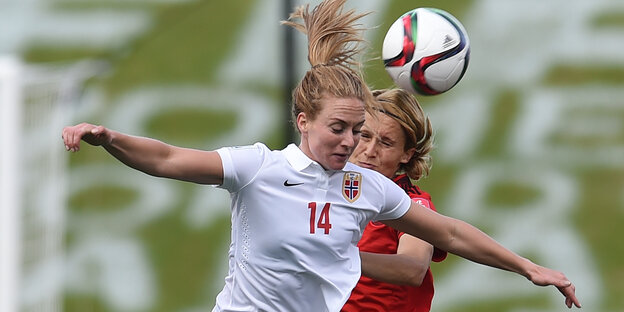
342, 174, 447, 312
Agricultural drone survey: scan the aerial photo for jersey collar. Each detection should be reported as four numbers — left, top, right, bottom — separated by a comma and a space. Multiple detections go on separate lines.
284, 144, 351, 174
283, 143, 316, 172
392, 173, 410, 184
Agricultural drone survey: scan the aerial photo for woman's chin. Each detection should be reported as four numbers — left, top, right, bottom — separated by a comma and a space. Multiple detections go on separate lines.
327, 158, 348, 170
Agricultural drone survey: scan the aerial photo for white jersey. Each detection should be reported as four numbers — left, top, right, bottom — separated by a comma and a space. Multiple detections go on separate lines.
212, 143, 411, 312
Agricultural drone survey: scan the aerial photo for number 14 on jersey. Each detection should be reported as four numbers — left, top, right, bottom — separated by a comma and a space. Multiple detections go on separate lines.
308, 202, 332, 234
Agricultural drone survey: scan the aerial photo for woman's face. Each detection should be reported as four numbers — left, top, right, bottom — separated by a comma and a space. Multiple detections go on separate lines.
297, 94, 365, 171
350, 112, 414, 178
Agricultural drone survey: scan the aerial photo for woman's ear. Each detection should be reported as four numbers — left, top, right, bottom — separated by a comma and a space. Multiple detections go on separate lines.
400, 147, 416, 164
296, 112, 308, 134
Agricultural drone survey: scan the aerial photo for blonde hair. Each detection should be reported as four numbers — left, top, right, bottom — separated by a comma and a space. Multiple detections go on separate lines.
281, 0, 374, 128
372, 89, 434, 181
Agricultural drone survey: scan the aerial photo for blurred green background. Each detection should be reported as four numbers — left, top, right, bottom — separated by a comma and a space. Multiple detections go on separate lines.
7, 0, 624, 311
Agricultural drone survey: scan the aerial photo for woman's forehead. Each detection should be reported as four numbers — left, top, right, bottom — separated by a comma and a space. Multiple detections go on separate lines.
318, 96, 365, 119
365, 112, 404, 137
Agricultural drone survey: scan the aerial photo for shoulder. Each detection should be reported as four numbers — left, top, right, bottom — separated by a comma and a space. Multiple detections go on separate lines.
217, 143, 290, 192
342, 163, 413, 202
217, 142, 274, 159
408, 185, 436, 211
392, 174, 435, 210
343, 163, 411, 214
409, 185, 431, 201
216, 143, 273, 182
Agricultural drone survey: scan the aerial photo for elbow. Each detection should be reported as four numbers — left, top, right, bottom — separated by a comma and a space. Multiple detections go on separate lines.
361, 252, 431, 287
401, 262, 429, 287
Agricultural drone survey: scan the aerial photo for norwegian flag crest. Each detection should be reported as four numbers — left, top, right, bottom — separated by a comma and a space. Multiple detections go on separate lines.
342, 171, 362, 202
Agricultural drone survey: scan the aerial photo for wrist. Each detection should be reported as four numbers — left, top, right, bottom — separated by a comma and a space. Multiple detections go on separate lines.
519, 257, 538, 280
104, 130, 116, 147
99, 129, 116, 149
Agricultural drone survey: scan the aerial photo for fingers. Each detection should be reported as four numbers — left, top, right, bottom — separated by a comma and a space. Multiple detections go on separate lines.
71, 124, 85, 152
62, 123, 96, 152
62, 126, 78, 152
533, 266, 581, 309
558, 282, 581, 309
558, 280, 572, 288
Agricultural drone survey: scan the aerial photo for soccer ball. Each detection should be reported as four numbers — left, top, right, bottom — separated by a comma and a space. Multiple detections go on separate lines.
382, 8, 470, 95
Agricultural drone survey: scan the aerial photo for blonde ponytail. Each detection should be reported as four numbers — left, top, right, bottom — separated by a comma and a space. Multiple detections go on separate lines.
282, 0, 373, 127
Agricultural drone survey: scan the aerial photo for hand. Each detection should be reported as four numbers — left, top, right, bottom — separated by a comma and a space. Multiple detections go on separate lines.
528, 264, 581, 309
62, 122, 112, 152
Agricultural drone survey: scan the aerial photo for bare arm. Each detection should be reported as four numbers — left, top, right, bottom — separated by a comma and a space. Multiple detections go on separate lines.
382, 202, 581, 309
360, 234, 433, 286
62, 123, 223, 185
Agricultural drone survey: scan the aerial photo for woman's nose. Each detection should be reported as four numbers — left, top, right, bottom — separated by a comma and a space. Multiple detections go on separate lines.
362, 140, 377, 157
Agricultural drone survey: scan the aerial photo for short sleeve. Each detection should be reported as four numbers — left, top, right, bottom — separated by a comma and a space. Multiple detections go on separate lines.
216, 143, 267, 193
375, 179, 412, 220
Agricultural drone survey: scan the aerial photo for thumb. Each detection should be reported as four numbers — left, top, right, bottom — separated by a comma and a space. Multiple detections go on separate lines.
91, 125, 103, 135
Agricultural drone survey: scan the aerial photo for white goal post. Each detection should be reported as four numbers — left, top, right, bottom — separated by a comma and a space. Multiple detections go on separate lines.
1, 55, 23, 312
0, 55, 106, 312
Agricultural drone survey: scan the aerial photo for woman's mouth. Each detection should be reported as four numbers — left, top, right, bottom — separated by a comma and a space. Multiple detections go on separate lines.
356, 161, 376, 170
333, 153, 349, 162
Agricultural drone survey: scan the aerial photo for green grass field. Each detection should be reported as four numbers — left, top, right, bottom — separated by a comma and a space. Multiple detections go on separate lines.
22, 0, 624, 311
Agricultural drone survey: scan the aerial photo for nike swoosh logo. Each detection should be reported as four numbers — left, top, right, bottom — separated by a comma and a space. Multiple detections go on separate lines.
283, 180, 304, 187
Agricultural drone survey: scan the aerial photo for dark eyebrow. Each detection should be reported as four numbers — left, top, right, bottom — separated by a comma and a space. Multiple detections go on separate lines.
328, 118, 347, 124
328, 118, 364, 128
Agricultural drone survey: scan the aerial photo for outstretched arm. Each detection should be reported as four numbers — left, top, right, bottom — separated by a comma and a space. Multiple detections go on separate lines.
382, 202, 581, 309
62, 123, 223, 185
